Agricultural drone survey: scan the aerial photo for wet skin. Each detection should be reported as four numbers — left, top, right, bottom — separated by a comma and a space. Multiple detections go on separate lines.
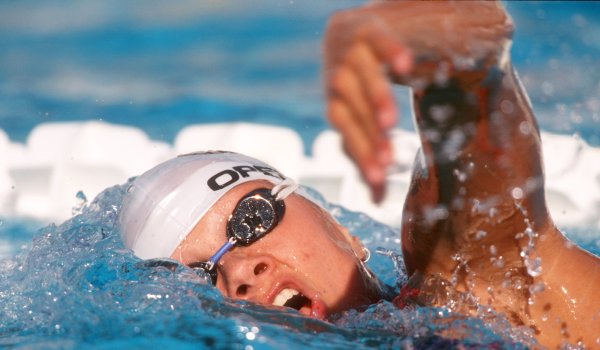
324, 1, 600, 348
402, 58, 600, 348
171, 180, 382, 320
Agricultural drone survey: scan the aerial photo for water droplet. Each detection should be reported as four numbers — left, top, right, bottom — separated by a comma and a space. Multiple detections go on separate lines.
425, 205, 449, 224
71, 191, 88, 216
475, 230, 487, 240
541, 81, 554, 96
76, 191, 87, 202
434, 61, 451, 86
511, 187, 523, 200
530, 282, 545, 294
453, 168, 467, 182
500, 100, 514, 114
491, 256, 504, 268
526, 257, 543, 277
570, 111, 583, 124
430, 104, 455, 124
519, 121, 531, 135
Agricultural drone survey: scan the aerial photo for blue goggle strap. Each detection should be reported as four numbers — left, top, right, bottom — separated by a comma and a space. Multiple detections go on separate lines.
206, 237, 237, 270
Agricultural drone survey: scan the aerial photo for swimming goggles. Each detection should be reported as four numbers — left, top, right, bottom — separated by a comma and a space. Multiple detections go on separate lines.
190, 180, 298, 285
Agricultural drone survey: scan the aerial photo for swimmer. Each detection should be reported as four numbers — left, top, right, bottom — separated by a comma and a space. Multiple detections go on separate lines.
118, 2, 599, 349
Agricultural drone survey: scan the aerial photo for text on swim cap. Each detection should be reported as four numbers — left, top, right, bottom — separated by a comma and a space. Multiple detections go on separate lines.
207, 165, 285, 191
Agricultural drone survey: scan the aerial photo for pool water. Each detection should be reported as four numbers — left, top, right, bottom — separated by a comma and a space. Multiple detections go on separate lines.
0, 184, 541, 349
1, 1, 599, 349
1, 1, 599, 148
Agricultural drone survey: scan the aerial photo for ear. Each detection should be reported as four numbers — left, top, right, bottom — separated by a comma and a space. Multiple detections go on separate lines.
336, 222, 367, 261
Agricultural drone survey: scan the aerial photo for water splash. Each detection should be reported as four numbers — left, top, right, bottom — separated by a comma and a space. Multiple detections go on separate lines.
511, 201, 549, 312
375, 248, 407, 289
515, 205, 543, 278
0, 182, 541, 349
71, 191, 88, 217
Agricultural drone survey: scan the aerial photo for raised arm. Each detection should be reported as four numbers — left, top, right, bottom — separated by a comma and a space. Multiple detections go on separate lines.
324, 1, 511, 202
324, 2, 600, 348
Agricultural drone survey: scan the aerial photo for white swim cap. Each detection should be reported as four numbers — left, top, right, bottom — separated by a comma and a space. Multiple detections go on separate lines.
119, 151, 295, 259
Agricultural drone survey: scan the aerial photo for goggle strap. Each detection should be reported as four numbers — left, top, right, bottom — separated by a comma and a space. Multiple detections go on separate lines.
208, 237, 237, 266
271, 178, 298, 201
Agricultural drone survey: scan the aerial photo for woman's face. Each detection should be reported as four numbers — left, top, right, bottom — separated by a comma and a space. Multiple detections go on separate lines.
171, 180, 381, 320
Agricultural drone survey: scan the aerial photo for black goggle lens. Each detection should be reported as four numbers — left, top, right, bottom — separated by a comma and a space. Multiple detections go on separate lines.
227, 189, 284, 245
191, 188, 285, 286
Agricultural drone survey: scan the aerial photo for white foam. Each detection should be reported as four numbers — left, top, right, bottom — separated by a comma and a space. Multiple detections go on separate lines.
0, 122, 599, 232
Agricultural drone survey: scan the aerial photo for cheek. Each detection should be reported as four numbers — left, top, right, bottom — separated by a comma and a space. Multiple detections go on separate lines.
285, 233, 358, 280
268, 202, 360, 280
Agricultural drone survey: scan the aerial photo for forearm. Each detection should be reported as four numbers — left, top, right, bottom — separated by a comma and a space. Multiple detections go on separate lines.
408, 62, 600, 347
412, 62, 547, 218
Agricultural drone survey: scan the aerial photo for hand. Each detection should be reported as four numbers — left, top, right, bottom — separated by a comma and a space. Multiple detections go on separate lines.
323, 1, 512, 202
324, 8, 413, 203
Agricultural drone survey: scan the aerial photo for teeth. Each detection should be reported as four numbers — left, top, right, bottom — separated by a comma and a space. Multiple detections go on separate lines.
272, 288, 299, 307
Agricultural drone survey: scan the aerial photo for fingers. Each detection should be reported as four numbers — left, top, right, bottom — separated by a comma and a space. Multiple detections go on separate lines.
328, 96, 388, 202
329, 62, 379, 143
325, 23, 413, 202
357, 23, 413, 77
348, 43, 398, 130
327, 68, 395, 202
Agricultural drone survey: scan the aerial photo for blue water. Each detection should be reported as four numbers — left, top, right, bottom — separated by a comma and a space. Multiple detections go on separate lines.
0, 185, 539, 349
1, 1, 599, 349
0, 2, 599, 149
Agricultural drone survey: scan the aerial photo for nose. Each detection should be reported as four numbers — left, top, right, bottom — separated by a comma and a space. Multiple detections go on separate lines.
218, 253, 274, 301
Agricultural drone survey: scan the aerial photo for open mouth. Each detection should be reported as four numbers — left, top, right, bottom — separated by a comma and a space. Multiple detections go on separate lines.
272, 288, 311, 312
270, 287, 327, 320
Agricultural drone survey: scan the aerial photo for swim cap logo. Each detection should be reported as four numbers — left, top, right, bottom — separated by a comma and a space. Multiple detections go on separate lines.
207, 165, 285, 191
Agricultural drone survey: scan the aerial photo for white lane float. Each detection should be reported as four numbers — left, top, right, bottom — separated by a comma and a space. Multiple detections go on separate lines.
0, 128, 17, 215
542, 133, 600, 228
0, 121, 598, 232
4, 121, 172, 219
175, 122, 305, 181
